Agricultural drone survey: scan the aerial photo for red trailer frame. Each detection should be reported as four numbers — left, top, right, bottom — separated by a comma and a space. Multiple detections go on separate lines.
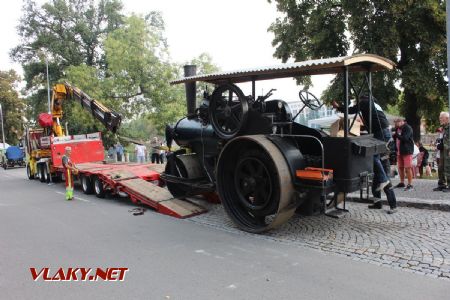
54, 161, 207, 218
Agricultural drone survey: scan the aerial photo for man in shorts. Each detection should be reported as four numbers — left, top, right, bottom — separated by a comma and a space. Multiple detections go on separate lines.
393, 117, 415, 191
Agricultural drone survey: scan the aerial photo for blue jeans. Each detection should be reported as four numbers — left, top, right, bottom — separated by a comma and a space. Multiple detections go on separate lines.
372, 128, 397, 208
373, 128, 391, 184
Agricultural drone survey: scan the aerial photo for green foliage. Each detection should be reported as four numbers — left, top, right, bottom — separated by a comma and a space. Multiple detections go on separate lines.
187, 53, 220, 103
11, 1, 220, 140
0, 70, 25, 144
64, 14, 187, 135
104, 14, 175, 117
12, 0, 124, 69
11, 0, 124, 132
269, 0, 447, 138
120, 116, 159, 142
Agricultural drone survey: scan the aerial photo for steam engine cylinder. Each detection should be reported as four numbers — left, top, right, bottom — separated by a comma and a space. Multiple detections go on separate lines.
171, 117, 220, 156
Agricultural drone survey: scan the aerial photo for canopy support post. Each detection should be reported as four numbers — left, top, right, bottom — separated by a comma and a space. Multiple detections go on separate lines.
368, 71, 373, 134
344, 67, 349, 137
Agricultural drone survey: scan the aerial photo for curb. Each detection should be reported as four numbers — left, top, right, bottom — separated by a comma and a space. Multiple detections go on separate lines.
347, 195, 450, 212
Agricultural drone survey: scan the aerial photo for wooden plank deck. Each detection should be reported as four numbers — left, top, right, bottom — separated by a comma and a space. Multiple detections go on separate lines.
120, 178, 206, 218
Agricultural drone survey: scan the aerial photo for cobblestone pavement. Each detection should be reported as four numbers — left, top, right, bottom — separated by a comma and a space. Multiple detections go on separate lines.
388, 178, 449, 201
187, 202, 450, 280
349, 178, 450, 211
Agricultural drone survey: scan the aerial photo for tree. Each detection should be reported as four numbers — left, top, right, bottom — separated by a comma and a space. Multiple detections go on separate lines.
103, 13, 174, 117
187, 53, 220, 104
269, 0, 447, 140
0, 70, 25, 144
11, 0, 124, 130
64, 14, 186, 135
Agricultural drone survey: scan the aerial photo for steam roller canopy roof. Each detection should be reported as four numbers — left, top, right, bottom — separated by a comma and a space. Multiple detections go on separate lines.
170, 54, 395, 85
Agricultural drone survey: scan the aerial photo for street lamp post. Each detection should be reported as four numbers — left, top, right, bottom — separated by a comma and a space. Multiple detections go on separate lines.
44, 54, 51, 114
0, 103, 5, 150
447, 0, 450, 148
23, 46, 51, 113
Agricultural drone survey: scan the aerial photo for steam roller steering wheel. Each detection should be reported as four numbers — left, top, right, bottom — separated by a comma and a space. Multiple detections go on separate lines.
299, 90, 323, 110
209, 83, 249, 139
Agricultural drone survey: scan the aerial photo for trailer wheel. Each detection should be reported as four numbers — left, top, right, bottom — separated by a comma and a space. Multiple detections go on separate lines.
52, 173, 62, 183
39, 164, 46, 182
93, 176, 106, 198
26, 164, 35, 180
81, 175, 94, 194
217, 135, 296, 233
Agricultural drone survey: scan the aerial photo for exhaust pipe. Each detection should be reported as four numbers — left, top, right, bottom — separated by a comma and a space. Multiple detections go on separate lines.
184, 65, 197, 117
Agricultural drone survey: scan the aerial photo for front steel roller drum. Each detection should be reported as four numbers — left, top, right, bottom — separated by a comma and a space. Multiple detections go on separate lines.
216, 135, 296, 233
165, 154, 205, 198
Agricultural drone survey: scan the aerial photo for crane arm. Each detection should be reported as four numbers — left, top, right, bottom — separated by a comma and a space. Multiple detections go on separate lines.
52, 82, 122, 135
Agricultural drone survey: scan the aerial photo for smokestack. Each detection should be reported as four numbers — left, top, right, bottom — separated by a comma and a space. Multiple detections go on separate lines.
184, 65, 197, 116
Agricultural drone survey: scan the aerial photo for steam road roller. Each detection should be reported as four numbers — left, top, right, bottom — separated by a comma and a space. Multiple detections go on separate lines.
162, 54, 395, 233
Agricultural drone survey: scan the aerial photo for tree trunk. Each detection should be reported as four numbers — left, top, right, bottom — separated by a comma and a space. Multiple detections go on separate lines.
403, 90, 421, 142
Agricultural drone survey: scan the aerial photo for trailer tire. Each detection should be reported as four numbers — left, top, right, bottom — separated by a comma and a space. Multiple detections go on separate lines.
93, 176, 106, 198
81, 175, 94, 194
26, 164, 35, 180
52, 173, 62, 183
39, 164, 46, 182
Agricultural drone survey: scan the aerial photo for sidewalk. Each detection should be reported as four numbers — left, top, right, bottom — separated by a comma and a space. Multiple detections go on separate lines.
348, 178, 450, 211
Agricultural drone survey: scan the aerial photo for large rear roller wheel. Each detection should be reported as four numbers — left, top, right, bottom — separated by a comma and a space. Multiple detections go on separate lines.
216, 135, 296, 233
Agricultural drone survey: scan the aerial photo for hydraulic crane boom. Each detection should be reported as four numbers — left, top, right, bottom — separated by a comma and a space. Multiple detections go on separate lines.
51, 82, 122, 136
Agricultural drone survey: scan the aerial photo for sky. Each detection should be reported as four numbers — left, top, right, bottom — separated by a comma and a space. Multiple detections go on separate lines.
0, 0, 333, 101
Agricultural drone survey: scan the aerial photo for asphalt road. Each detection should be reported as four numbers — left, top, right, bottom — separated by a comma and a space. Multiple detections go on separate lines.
1, 167, 449, 300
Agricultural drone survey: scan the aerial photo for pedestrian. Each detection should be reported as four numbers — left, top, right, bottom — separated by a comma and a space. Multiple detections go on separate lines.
333, 95, 397, 213
159, 141, 166, 164
150, 137, 160, 164
392, 117, 415, 191
135, 142, 146, 163
115, 142, 124, 162
417, 142, 429, 178
107, 145, 115, 160
62, 146, 78, 201
433, 112, 450, 192
412, 142, 420, 178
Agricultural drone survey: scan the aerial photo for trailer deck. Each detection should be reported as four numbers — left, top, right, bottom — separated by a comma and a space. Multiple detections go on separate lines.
57, 162, 207, 218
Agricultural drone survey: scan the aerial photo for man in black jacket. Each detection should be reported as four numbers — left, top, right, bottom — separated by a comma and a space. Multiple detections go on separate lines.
392, 117, 415, 191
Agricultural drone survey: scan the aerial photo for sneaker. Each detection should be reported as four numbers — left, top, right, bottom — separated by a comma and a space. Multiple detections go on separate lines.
394, 182, 406, 188
376, 180, 390, 192
433, 186, 444, 192
368, 202, 382, 209
387, 208, 398, 214
404, 184, 414, 191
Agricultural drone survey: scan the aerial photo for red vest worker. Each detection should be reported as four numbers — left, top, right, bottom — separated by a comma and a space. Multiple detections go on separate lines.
61, 146, 78, 200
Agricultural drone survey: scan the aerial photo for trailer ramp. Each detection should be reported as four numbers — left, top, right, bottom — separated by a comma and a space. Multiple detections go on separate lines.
119, 178, 206, 218
75, 163, 207, 218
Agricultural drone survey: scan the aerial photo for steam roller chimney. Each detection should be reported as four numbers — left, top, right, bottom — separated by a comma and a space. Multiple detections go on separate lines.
184, 65, 197, 117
